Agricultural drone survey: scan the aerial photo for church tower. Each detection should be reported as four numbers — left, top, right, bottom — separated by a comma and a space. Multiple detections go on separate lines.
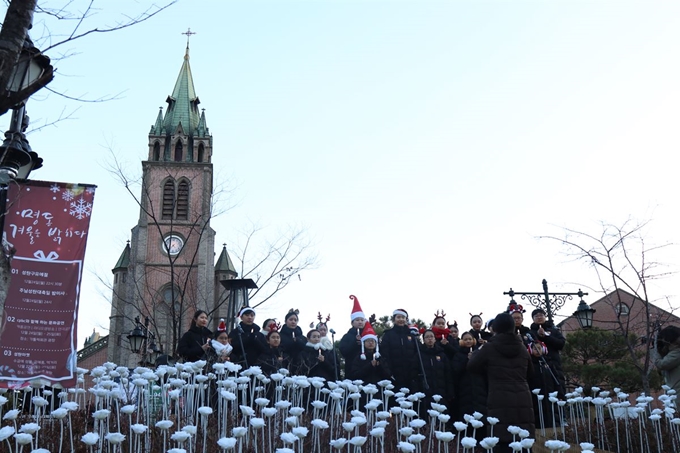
107, 45, 217, 366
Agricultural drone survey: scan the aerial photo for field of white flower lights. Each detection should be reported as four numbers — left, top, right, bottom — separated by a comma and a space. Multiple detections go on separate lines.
0, 361, 679, 453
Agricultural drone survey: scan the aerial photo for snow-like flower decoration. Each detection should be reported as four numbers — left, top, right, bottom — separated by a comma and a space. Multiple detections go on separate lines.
409, 419, 426, 429
520, 438, 535, 449
51, 408, 68, 419
250, 418, 266, 429
280, 432, 298, 445
408, 433, 426, 444
198, 406, 213, 416
217, 437, 237, 450
509, 441, 522, 452
0, 426, 15, 442
470, 420, 484, 429
19, 423, 40, 434
463, 414, 474, 422
262, 407, 277, 417
461, 437, 477, 448
81, 432, 99, 445
435, 431, 455, 442
438, 413, 451, 423
330, 438, 348, 449
14, 433, 33, 445
131, 424, 148, 434
167, 449, 186, 453
518, 429, 530, 439
370, 427, 385, 438
93, 409, 111, 420
156, 420, 174, 430
61, 401, 79, 411
105, 432, 126, 444
289, 406, 305, 416
397, 441, 416, 452
453, 421, 468, 432
233, 427, 248, 438
32, 396, 48, 407
312, 419, 329, 429
480, 437, 499, 449
377, 411, 391, 420
350, 436, 367, 446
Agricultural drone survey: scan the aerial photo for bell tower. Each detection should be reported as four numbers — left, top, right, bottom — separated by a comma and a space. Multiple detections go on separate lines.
108, 44, 216, 366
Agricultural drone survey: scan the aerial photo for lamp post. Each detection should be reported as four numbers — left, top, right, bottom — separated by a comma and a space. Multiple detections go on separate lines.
503, 279, 589, 326
127, 316, 161, 366
219, 278, 258, 332
573, 299, 596, 329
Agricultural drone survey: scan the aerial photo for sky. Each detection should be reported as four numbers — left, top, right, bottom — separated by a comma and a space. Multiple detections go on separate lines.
3, 0, 680, 346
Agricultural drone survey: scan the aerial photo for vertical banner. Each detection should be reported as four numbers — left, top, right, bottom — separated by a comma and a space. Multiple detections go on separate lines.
0, 180, 96, 388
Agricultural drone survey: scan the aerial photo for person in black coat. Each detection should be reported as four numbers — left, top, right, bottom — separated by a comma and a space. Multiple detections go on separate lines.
279, 309, 307, 370
228, 306, 262, 368
508, 303, 531, 337
468, 313, 535, 453
177, 310, 212, 363
431, 315, 458, 359
257, 330, 291, 376
452, 331, 487, 424
529, 308, 566, 396
349, 321, 391, 390
379, 308, 420, 393
469, 314, 492, 344
527, 339, 559, 429
420, 330, 454, 412
339, 316, 366, 379
298, 329, 339, 381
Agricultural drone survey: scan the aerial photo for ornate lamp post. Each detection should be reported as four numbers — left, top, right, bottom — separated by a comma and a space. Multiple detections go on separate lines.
219, 278, 258, 332
503, 279, 589, 326
127, 316, 161, 366
573, 299, 596, 329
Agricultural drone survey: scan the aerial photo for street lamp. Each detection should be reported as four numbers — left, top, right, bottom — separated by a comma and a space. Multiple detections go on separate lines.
127, 316, 161, 366
573, 299, 596, 329
219, 278, 258, 332
504, 279, 589, 326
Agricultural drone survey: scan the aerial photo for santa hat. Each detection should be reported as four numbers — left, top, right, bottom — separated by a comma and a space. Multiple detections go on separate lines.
217, 318, 227, 332
360, 321, 380, 360
239, 306, 255, 318
409, 324, 420, 336
350, 295, 366, 321
507, 302, 525, 315
393, 308, 408, 318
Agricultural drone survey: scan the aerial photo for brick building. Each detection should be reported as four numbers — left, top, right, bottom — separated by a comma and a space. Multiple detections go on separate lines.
77, 45, 239, 371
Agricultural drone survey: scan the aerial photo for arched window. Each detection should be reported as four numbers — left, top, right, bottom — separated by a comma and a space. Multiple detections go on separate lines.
174, 140, 183, 162
162, 180, 175, 219
197, 143, 205, 162
153, 142, 161, 161
176, 180, 189, 220
616, 303, 630, 317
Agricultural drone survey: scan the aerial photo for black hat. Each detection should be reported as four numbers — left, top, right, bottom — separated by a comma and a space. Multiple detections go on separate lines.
531, 308, 546, 318
493, 313, 514, 334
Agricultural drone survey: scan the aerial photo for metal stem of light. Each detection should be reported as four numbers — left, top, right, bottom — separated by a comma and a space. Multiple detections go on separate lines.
504, 279, 589, 326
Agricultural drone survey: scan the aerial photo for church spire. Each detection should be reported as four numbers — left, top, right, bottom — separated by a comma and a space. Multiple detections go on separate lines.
157, 41, 204, 137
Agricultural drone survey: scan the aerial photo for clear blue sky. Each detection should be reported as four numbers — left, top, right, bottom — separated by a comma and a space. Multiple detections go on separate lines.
4, 1, 679, 341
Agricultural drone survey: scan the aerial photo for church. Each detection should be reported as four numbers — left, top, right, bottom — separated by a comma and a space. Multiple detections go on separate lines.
78, 45, 240, 370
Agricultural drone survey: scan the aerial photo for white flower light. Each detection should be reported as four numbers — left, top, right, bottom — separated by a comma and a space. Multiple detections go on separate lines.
14, 433, 33, 445
397, 441, 416, 452
0, 426, 15, 442
131, 424, 148, 434
81, 432, 99, 445
19, 423, 40, 434
435, 431, 455, 442
217, 437, 237, 450
330, 438, 347, 449
105, 432, 126, 444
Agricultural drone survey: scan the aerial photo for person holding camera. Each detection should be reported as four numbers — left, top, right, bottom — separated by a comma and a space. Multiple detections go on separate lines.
654, 325, 680, 394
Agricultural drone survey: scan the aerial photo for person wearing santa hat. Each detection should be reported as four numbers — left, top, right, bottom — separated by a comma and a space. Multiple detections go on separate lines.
206, 318, 233, 366
228, 306, 261, 368
349, 320, 390, 387
339, 295, 368, 379
380, 308, 420, 393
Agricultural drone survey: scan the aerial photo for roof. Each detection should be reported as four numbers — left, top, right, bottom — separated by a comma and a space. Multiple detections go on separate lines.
150, 45, 209, 139
112, 242, 130, 272
215, 244, 237, 276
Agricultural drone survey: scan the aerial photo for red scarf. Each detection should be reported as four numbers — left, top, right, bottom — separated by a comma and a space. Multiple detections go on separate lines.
432, 326, 452, 340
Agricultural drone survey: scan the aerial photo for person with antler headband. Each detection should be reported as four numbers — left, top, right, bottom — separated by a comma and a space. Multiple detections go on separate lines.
310, 312, 334, 351
339, 295, 368, 379
468, 313, 492, 344
280, 308, 307, 369
431, 310, 458, 359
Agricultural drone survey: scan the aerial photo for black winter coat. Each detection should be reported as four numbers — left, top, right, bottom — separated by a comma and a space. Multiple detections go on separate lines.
530, 322, 566, 394
349, 350, 391, 385
177, 325, 213, 362
257, 346, 291, 376
380, 325, 420, 392
467, 332, 535, 444
452, 346, 487, 421
528, 351, 559, 428
298, 344, 339, 381
420, 344, 454, 400
469, 329, 492, 343
279, 325, 307, 366
339, 326, 364, 379
228, 322, 262, 368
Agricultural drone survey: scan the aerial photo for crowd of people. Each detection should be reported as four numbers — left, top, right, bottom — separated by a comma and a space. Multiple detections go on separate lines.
177, 296, 570, 451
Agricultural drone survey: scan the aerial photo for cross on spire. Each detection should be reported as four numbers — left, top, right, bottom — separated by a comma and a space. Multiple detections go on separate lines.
182, 28, 197, 46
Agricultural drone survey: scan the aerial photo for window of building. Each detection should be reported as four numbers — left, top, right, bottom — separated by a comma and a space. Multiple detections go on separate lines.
174, 140, 183, 162
616, 303, 630, 316
162, 180, 175, 219
198, 143, 205, 162
176, 180, 189, 220
114, 274, 118, 284
153, 142, 161, 161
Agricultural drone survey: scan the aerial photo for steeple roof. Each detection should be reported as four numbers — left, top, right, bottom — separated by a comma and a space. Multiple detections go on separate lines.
112, 242, 131, 273
215, 244, 237, 277
152, 45, 208, 138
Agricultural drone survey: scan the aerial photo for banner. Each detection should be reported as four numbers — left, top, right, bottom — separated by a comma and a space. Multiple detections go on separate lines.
0, 180, 96, 388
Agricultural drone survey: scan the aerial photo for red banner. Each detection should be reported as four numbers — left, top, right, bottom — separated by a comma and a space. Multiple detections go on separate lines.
0, 180, 96, 388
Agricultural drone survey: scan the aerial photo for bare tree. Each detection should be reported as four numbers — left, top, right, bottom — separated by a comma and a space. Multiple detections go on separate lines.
540, 219, 675, 392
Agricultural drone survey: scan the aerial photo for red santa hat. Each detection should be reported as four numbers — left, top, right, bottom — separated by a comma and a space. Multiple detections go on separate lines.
217, 318, 227, 332
350, 295, 366, 321
360, 321, 380, 360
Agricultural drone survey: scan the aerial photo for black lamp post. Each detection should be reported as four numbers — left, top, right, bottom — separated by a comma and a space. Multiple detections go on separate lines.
573, 299, 596, 329
504, 279, 589, 326
219, 278, 258, 332
127, 316, 161, 366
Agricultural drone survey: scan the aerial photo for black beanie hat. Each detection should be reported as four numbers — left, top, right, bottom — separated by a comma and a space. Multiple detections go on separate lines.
531, 308, 546, 318
493, 313, 514, 334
